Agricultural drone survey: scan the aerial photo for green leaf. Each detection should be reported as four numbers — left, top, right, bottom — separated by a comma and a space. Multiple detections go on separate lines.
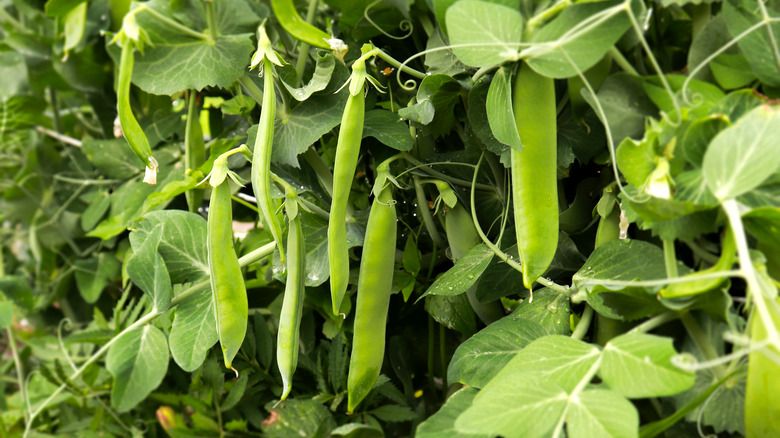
398, 74, 461, 137
74, 253, 122, 304
723, 0, 780, 87
0, 96, 47, 133
169, 285, 217, 372
455, 375, 568, 438
278, 52, 336, 101
583, 73, 657, 145
221, 371, 249, 411
126, 225, 172, 312
743, 207, 780, 249
44, 0, 86, 16
370, 404, 418, 422
416, 387, 489, 438
220, 95, 256, 116
600, 333, 695, 398
420, 243, 493, 298
106, 325, 169, 412
525, 0, 634, 79
445, 0, 523, 68
63, 1, 87, 53
0, 301, 13, 329
425, 294, 477, 335
130, 210, 209, 284
129, 0, 258, 95
330, 423, 384, 438
567, 389, 639, 438
82, 138, 143, 179
703, 105, 780, 200
745, 299, 780, 437
447, 316, 548, 387
491, 335, 602, 392
711, 53, 757, 89
486, 66, 522, 151
261, 399, 336, 438
0, 276, 34, 313
573, 239, 679, 320
362, 109, 413, 151
468, 75, 509, 165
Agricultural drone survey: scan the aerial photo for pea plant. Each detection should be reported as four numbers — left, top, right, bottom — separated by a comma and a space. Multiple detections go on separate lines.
1, 0, 779, 436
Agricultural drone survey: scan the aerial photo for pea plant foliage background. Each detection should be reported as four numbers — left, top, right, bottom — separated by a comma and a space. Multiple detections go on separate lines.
1, 0, 780, 436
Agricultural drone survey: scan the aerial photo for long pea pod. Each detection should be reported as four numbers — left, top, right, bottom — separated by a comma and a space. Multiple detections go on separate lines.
116, 34, 157, 184
273, 175, 306, 401
270, 0, 342, 51
660, 226, 736, 298
207, 155, 248, 371
328, 56, 371, 316
251, 28, 286, 263
347, 178, 397, 413
511, 63, 558, 289
184, 90, 205, 212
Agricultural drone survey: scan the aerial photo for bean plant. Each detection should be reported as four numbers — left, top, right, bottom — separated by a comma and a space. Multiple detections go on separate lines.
1, 0, 779, 436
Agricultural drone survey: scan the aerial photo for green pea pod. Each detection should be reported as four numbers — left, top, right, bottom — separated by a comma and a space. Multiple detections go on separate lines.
660, 226, 736, 298
594, 207, 621, 249
208, 181, 248, 370
116, 35, 157, 184
251, 56, 286, 264
184, 91, 205, 212
511, 63, 558, 289
328, 82, 365, 316
347, 183, 396, 413
276, 183, 305, 401
270, 0, 338, 50
444, 202, 504, 324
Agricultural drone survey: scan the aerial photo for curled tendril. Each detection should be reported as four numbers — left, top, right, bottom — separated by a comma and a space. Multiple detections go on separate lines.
364, 0, 414, 40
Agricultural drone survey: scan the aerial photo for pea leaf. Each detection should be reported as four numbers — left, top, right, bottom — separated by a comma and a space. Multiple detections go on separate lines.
129, 0, 258, 95
703, 105, 780, 200
74, 253, 122, 304
130, 210, 209, 284
744, 301, 780, 437
468, 75, 509, 165
600, 333, 695, 398
416, 387, 489, 438
567, 389, 639, 438
723, 0, 780, 87
398, 75, 461, 137
127, 225, 172, 312
486, 66, 522, 151
743, 207, 780, 249
261, 399, 336, 438
169, 285, 217, 372
362, 109, 413, 151
525, 0, 635, 79
278, 52, 336, 102
583, 73, 657, 145
106, 325, 169, 412
447, 316, 548, 387
419, 243, 493, 299
425, 294, 477, 335
445, 0, 523, 68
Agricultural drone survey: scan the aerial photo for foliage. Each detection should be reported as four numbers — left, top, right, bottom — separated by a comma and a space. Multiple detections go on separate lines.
1, 0, 779, 436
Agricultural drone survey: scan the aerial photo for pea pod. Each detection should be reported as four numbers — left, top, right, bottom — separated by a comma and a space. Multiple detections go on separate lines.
208, 166, 248, 370
347, 179, 397, 413
594, 206, 621, 249
273, 176, 306, 401
251, 28, 286, 264
511, 63, 558, 289
328, 57, 369, 316
184, 91, 205, 212
116, 34, 157, 184
444, 201, 504, 324
270, 0, 344, 51
660, 226, 736, 298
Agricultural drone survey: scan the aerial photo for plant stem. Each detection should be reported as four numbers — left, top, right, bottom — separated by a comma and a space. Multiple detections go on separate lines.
679, 312, 727, 380
7, 327, 29, 424
439, 323, 448, 396
571, 305, 594, 340
629, 311, 678, 334
663, 239, 678, 278
609, 46, 639, 76
34, 126, 82, 147
302, 146, 334, 198
205, 0, 218, 42
402, 153, 494, 192
427, 316, 436, 398
375, 48, 428, 80
294, 0, 320, 87
138, 5, 209, 41
413, 175, 446, 248
239, 74, 264, 105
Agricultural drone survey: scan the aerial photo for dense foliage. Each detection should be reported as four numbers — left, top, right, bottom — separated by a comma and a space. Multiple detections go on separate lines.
1, 0, 780, 436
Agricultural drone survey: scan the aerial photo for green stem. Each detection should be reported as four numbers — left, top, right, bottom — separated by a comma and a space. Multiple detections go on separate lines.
571, 305, 594, 340
205, 0, 218, 42
679, 312, 727, 380
628, 311, 678, 334
402, 153, 493, 192
663, 239, 678, 279
34, 126, 82, 148
413, 175, 446, 248
302, 146, 334, 198
7, 328, 29, 424
439, 324, 447, 396
239, 74, 264, 105
427, 316, 436, 398
609, 46, 639, 76
682, 238, 720, 265
294, 0, 320, 87
526, 0, 572, 31
0, 7, 25, 32
722, 199, 780, 349
137, 5, 209, 41
374, 48, 428, 80
48, 88, 62, 135
22, 242, 276, 437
